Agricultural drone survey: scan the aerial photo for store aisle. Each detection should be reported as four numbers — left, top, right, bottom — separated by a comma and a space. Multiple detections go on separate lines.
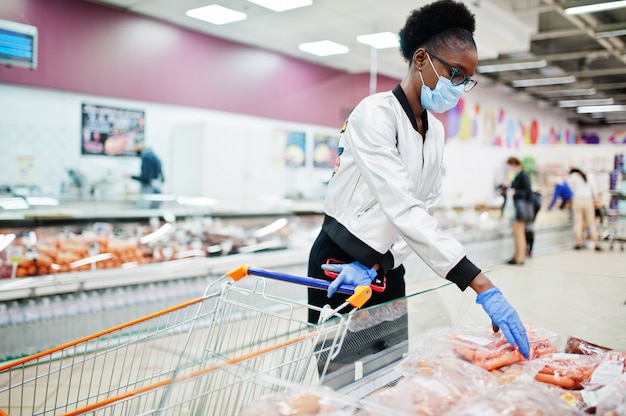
410, 247, 626, 351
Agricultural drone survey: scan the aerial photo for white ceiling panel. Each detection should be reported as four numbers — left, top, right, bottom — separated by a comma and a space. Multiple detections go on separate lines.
85, 0, 626, 126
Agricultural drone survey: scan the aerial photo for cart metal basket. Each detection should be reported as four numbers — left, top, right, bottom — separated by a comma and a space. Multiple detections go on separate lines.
0, 265, 371, 416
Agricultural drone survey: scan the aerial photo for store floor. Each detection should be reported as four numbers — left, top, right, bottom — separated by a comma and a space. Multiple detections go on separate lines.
408, 246, 626, 350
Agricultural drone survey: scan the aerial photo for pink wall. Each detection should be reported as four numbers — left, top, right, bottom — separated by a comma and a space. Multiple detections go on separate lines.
0, 0, 400, 127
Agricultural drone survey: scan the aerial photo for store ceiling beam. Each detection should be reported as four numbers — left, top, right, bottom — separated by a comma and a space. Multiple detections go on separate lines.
531, 23, 626, 41
540, 0, 626, 65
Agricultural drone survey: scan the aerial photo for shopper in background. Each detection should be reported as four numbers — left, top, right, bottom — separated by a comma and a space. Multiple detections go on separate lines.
525, 190, 542, 258
569, 168, 601, 251
504, 157, 533, 265
308, 0, 530, 359
129, 144, 164, 209
547, 173, 573, 211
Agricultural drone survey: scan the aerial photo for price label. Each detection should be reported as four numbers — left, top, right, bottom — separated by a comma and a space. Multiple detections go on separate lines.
6, 246, 23, 264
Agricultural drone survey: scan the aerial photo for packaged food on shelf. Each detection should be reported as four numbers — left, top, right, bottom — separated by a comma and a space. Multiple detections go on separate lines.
444, 380, 582, 416
534, 353, 603, 390
240, 386, 352, 416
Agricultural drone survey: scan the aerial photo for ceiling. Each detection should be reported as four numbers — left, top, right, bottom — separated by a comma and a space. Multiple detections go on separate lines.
88, 0, 626, 127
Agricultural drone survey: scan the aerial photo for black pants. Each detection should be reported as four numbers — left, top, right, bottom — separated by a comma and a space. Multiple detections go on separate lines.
307, 230, 408, 378
307, 229, 406, 323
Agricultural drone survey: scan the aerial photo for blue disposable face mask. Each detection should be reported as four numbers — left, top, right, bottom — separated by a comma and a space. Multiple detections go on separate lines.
419, 54, 465, 113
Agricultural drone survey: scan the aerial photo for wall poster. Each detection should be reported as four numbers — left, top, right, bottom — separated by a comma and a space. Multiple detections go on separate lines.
279, 130, 306, 167
313, 134, 339, 168
81, 103, 145, 156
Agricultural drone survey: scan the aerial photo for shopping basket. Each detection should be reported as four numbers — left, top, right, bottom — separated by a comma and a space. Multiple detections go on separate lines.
0, 265, 371, 416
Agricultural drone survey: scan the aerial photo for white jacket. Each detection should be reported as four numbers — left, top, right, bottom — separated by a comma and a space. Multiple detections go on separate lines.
323, 85, 479, 290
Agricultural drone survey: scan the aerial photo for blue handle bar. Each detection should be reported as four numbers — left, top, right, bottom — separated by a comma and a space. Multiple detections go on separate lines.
246, 266, 357, 295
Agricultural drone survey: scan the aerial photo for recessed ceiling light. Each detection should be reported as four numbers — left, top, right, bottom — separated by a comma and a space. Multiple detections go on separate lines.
511, 76, 576, 87
477, 60, 546, 73
559, 98, 614, 107
540, 88, 597, 97
565, 0, 626, 15
247, 0, 312, 12
577, 104, 626, 113
298, 40, 349, 56
186, 5, 247, 25
595, 28, 626, 38
356, 32, 399, 49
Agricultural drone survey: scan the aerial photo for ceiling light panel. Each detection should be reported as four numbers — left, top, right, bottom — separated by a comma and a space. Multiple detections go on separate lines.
539, 88, 597, 97
577, 105, 626, 113
595, 29, 626, 38
511, 76, 576, 87
565, 1, 626, 15
186, 5, 247, 25
356, 32, 399, 49
559, 98, 614, 107
477, 60, 546, 73
298, 40, 349, 56
247, 0, 312, 12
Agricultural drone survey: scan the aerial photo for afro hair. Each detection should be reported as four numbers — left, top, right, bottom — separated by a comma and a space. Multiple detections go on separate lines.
398, 0, 476, 61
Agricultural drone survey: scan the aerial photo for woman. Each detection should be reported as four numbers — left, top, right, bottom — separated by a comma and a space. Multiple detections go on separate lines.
307, 0, 529, 358
569, 168, 601, 251
505, 157, 533, 264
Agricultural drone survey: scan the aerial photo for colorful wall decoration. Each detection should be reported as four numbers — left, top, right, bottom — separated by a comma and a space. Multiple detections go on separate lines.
437, 93, 625, 148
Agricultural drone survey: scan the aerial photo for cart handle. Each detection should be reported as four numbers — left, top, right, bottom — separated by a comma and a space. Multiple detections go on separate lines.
225, 265, 372, 309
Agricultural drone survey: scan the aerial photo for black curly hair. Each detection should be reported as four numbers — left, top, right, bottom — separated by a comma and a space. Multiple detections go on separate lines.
398, 0, 476, 62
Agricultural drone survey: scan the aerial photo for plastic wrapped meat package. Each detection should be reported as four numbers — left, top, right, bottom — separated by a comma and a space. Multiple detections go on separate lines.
534, 353, 604, 390
594, 375, 626, 416
387, 326, 626, 414
359, 373, 490, 416
443, 325, 561, 371
443, 381, 583, 416
240, 386, 353, 416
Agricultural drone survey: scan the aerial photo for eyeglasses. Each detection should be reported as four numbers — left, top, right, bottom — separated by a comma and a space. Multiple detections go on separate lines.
426, 50, 478, 92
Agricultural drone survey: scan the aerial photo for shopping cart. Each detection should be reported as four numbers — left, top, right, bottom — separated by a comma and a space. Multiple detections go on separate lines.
0, 265, 371, 416
602, 208, 626, 250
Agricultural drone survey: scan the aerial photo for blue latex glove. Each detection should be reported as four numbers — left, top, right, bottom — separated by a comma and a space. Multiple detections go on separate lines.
476, 287, 531, 359
322, 261, 377, 298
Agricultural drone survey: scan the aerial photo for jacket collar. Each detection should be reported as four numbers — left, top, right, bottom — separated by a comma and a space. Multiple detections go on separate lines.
392, 84, 428, 134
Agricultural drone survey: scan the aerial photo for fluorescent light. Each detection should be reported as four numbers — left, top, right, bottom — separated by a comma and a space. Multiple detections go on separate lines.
559, 98, 614, 107
477, 60, 546, 73
247, 0, 312, 12
186, 5, 247, 25
0, 197, 29, 210
565, 1, 626, 15
511, 75, 576, 87
356, 32, 399, 49
595, 28, 626, 38
70, 253, 113, 269
540, 88, 596, 97
139, 223, 173, 245
298, 40, 349, 56
25, 197, 59, 206
577, 105, 626, 113
176, 196, 217, 206
0, 234, 16, 252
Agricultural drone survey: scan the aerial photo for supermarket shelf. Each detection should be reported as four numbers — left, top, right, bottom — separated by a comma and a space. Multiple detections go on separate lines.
0, 248, 309, 301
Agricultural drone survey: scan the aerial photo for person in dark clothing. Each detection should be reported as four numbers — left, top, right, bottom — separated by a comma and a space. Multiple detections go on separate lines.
506, 157, 533, 265
130, 144, 164, 209
525, 191, 542, 258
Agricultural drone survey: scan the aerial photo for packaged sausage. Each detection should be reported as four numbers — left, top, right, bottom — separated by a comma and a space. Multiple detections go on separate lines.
534, 353, 603, 390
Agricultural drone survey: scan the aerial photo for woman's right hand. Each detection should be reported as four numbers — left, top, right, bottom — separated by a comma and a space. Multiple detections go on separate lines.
322, 261, 377, 297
